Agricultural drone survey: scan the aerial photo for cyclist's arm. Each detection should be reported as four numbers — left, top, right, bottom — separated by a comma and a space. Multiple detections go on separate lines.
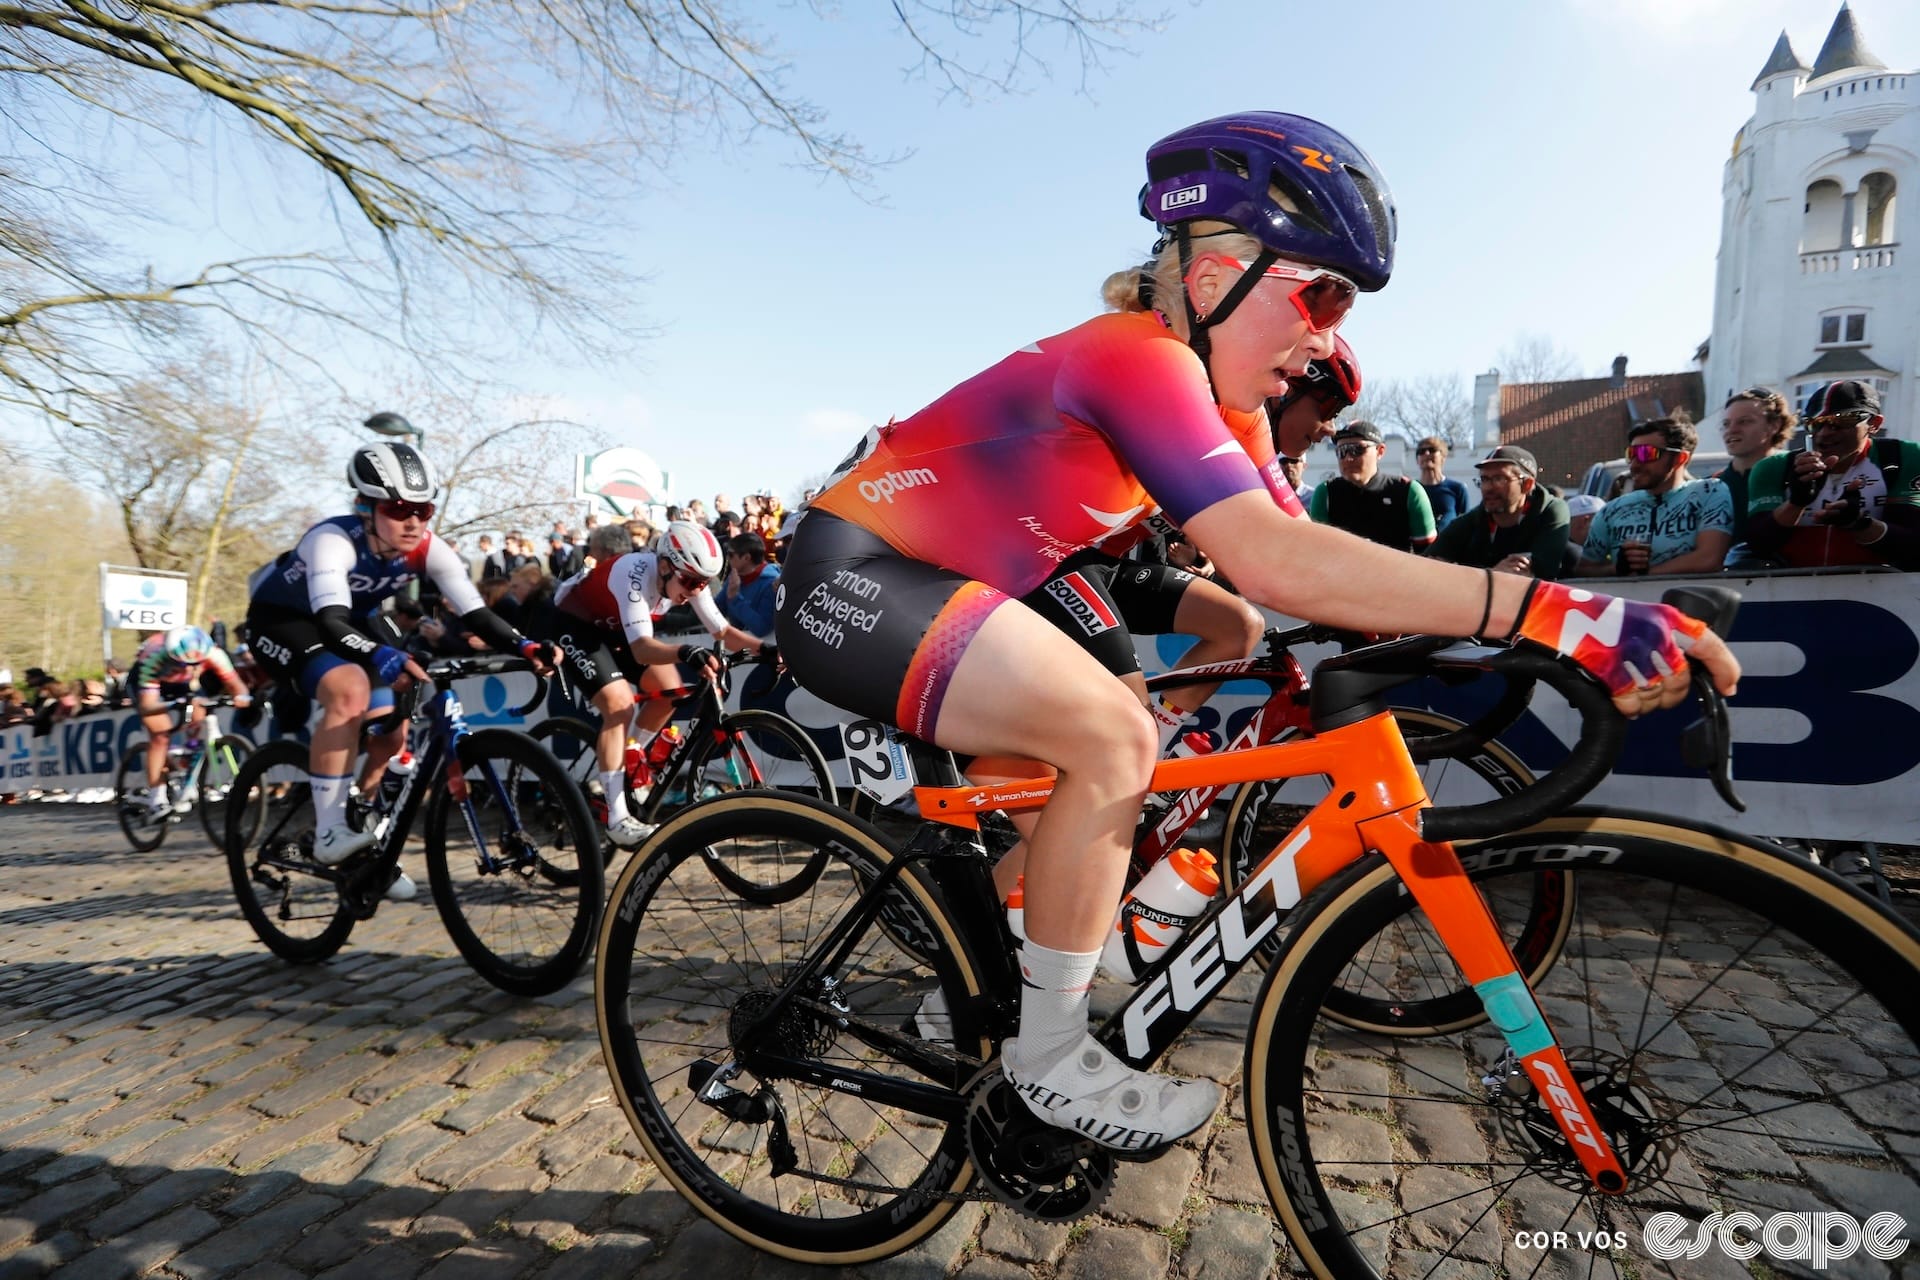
203, 646, 250, 700
690, 587, 761, 654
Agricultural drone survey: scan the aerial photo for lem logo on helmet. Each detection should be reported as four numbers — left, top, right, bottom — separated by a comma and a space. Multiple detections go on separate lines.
1161, 183, 1207, 211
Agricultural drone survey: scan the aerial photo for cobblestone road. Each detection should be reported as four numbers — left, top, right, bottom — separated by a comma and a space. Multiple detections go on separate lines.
2, 805, 1915, 1279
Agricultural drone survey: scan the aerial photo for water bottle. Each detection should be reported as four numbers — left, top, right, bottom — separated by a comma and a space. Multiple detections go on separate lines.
647, 725, 683, 768
378, 750, 413, 810
1101, 848, 1220, 982
622, 740, 654, 805
1005, 875, 1026, 943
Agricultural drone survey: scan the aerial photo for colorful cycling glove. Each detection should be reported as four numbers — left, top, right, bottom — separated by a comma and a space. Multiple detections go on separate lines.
1512, 582, 1707, 698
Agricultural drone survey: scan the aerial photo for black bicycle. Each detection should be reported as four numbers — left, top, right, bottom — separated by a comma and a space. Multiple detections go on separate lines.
222, 655, 602, 997
533, 648, 836, 857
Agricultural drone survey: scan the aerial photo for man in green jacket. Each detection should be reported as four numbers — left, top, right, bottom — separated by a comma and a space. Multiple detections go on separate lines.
1426, 445, 1569, 580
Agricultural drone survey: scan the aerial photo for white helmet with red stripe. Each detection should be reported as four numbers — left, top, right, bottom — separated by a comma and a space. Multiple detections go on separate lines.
660, 520, 723, 580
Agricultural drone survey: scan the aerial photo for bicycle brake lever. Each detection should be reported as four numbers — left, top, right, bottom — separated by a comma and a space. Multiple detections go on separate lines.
1680, 659, 1744, 813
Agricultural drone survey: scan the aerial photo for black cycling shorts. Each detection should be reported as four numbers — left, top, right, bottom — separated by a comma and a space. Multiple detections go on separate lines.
1017, 550, 1197, 677
243, 605, 395, 711
545, 615, 648, 698
773, 513, 1007, 740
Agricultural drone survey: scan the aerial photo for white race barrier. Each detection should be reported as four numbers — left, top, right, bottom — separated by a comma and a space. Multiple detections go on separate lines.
9, 570, 1916, 844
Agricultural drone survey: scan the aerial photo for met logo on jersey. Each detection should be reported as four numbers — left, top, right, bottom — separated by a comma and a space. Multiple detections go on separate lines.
1161, 183, 1207, 211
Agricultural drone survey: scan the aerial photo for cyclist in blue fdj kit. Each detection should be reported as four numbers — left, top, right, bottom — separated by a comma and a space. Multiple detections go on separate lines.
131, 625, 252, 817
245, 438, 554, 897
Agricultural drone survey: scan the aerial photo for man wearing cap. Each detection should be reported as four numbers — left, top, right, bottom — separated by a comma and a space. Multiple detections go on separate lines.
1426, 445, 1569, 579
1308, 420, 1436, 554
1743, 380, 1920, 570
1575, 413, 1733, 577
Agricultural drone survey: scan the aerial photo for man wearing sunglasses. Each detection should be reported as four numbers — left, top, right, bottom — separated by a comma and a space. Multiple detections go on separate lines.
246, 437, 556, 887
1742, 380, 1920, 570
547, 519, 766, 848
1575, 414, 1734, 578
1414, 437, 1472, 534
1308, 420, 1436, 553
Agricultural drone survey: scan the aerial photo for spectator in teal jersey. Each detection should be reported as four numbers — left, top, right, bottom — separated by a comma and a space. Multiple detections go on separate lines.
1575, 413, 1733, 577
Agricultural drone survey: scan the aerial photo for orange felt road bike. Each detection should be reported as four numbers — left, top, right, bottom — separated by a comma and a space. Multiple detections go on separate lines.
593, 587, 1920, 1276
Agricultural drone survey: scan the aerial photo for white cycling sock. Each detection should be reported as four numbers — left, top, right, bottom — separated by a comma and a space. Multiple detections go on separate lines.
310, 773, 352, 832
1014, 940, 1102, 1071
1148, 696, 1186, 756
599, 770, 632, 824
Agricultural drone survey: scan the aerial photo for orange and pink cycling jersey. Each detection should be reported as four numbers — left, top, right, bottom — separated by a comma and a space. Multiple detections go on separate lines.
812, 311, 1303, 595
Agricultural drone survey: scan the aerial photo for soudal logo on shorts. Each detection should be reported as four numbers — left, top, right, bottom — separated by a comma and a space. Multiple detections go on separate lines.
1043, 572, 1118, 637
859, 468, 938, 504
1161, 183, 1207, 211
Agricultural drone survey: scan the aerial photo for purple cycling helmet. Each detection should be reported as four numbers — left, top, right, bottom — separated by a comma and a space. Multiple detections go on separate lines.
1141, 111, 1396, 293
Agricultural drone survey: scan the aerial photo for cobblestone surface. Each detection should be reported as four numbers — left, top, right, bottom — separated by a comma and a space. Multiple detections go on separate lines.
1, 806, 1914, 1279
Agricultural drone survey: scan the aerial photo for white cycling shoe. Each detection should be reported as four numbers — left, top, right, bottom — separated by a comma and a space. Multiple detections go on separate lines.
313, 823, 379, 866
385, 869, 417, 902
1002, 1031, 1220, 1152
606, 815, 657, 849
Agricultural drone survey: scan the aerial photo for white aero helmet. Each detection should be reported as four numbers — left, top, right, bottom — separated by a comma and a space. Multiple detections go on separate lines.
347, 440, 438, 504
660, 520, 723, 580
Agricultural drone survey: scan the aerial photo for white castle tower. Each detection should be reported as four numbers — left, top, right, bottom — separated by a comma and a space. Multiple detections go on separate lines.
1705, 5, 1916, 441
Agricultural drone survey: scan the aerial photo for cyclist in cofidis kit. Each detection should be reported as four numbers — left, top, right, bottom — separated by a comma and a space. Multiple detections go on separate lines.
247, 437, 553, 894
776, 111, 1740, 1154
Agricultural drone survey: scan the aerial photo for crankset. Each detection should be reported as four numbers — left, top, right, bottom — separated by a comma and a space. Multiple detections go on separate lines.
963, 1063, 1116, 1222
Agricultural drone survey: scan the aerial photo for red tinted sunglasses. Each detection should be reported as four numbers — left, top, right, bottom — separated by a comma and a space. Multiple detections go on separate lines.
675, 570, 710, 592
1624, 444, 1680, 464
1216, 256, 1357, 332
376, 499, 435, 522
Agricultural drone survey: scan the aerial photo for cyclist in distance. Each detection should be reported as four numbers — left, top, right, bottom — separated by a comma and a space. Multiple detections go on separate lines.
245, 435, 554, 894
1268, 332, 1362, 490
131, 625, 253, 817
774, 110, 1741, 1154
547, 520, 767, 848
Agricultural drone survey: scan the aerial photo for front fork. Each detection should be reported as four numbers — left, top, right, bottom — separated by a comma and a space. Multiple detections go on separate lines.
1360, 807, 1630, 1194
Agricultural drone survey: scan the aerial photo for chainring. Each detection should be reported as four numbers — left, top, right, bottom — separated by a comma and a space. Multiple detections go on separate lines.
962, 1063, 1115, 1222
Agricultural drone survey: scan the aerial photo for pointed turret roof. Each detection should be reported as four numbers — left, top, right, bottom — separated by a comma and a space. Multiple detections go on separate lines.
1751, 31, 1808, 89
1810, 4, 1885, 80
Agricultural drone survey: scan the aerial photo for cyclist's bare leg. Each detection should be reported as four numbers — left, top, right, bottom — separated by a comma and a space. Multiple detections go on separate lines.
591, 680, 636, 774
137, 695, 173, 790
311, 663, 372, 780
930, 604, 1154, 955
634, 665, 681, 738
936, 602, 1221, 1144
1156, 581, 1262, 715
357, 720, 407, 794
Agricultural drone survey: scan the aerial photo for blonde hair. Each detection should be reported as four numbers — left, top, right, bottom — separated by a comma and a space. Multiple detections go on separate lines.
1100, 222, 1271, 321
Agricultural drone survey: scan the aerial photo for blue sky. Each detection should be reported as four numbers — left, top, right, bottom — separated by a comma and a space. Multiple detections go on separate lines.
11, 0, 1920, 509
